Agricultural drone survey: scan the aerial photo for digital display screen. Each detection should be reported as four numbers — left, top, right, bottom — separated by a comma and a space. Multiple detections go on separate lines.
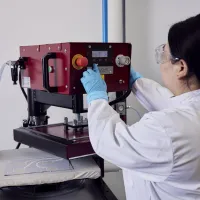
92, 51, 108, 58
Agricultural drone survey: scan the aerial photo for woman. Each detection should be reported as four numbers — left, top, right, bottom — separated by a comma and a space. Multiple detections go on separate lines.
81, 13, 200, 200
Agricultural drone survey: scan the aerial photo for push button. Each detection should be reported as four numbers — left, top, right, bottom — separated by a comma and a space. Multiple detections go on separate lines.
76, 57, 88, 68
72, 54, 88, 70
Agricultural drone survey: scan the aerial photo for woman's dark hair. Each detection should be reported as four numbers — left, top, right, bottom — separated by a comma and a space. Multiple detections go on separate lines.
168, 13, 200, 80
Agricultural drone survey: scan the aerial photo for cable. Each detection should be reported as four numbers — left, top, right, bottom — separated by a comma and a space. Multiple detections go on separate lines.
109, 89, 131, 106
19, 69, 27, 100
126, 106, 141, 119
0, 62, 7, 82
0, 61, 13, 82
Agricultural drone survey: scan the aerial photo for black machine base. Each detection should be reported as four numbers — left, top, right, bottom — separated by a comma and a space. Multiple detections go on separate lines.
0, 178, 118, 200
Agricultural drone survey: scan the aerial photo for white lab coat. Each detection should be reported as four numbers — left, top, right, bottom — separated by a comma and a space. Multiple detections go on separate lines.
88, 78, 200, 200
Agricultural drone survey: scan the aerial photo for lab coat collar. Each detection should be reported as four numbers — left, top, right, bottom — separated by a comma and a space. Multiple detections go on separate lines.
169, 89, 200, 108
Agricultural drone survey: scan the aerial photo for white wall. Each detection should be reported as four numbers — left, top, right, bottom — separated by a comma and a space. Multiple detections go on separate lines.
0, 0, 126, 151
126, 0, 200, 125
0, 0, 102, 150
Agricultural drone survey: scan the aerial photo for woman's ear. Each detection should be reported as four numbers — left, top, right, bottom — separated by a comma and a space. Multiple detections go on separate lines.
174, 59, 189, 79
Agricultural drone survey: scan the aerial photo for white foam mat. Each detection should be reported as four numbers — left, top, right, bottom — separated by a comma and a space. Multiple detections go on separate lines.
0, 148, 101, 188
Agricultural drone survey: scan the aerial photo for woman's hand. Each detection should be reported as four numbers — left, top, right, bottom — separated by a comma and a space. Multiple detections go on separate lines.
81, 64, 108, 104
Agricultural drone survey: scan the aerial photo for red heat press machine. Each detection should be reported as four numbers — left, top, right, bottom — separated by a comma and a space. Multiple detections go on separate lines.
8, 42, 132, 200
10, 43, 130, 182
12, 42, 132, 160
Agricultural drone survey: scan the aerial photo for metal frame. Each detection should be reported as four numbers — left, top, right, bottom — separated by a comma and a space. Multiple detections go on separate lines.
27, 89, 87, 113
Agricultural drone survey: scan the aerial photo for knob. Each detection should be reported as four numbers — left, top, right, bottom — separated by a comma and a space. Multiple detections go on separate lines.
119, 56, 131, 65
76, 57, 88, 68
115, 54, 131, 67
118, 105, 125, 112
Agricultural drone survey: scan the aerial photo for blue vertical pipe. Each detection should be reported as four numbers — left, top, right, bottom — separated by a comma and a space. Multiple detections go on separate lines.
122, 0, 126, 42
102, 0, 108, 42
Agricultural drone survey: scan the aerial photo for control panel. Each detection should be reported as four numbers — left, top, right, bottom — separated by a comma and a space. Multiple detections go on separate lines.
20, 42, 132, 95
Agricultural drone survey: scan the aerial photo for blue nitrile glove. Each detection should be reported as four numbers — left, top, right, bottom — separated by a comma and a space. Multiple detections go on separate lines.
81, 64, 108, 104
130, 67, 143, 87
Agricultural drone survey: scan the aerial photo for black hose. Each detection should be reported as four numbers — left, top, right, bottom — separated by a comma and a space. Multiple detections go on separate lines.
19, 70, 27, 100
109, 89, 131, 106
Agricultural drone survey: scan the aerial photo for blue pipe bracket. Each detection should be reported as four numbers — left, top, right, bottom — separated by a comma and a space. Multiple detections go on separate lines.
102, 0, 108, 42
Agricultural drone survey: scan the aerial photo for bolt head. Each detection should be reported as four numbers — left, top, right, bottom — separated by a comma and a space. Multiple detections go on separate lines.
119, 80, 123, 84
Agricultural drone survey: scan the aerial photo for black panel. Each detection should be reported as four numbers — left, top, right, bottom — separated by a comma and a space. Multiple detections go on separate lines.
14, 127, 67, 159
33, 90, 73, 109
87, 44, 113, 66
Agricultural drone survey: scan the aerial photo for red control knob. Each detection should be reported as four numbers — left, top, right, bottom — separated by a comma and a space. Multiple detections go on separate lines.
76, 57, 88, 68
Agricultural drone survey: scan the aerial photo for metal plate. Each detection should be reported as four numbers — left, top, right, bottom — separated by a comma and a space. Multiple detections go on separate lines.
99, 66, 113, 74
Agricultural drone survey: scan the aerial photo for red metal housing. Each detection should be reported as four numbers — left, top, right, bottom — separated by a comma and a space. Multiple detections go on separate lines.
20, 42, 132, 95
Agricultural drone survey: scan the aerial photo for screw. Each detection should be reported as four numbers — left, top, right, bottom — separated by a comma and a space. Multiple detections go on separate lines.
58, 46, 61, 50
65, 85, 68, 88
64, 49, 67, 53
64, 117, 68, 124
74, 119, 78, 125
109, 45, 112, 48
88, 45, 91, 48
73, 87, 76, 89
119, 79, 123, 84
37, 48, 39, 51
118, 105, 125, 112
23, 49, 25, 52
65, 68, 68, 71
48, 47, 51, 50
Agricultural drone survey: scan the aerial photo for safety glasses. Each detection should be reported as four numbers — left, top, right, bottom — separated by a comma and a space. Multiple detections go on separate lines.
155, 44, 180, 64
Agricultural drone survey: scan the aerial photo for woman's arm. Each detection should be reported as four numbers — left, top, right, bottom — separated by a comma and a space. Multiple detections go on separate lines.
87, 99, 173, 182
132, 78, 174, 111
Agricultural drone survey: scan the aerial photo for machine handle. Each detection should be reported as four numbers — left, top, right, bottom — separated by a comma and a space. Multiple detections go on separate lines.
42, 52, 57, 92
